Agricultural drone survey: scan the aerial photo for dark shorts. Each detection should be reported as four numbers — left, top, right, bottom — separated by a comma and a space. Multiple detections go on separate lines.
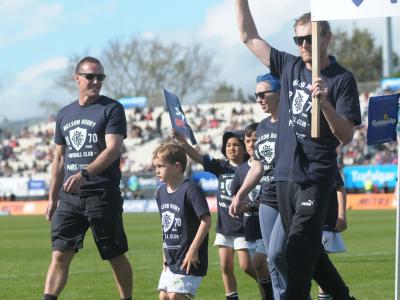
51, 189, 128, 260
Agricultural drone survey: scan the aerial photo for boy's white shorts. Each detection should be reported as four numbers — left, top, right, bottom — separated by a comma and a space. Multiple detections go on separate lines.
213, 233, 249, 250
158, 267, 203, 298
248, 239, 267, 257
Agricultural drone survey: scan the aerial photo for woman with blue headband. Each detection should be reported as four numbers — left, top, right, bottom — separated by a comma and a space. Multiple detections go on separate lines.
230, 73, 288, 300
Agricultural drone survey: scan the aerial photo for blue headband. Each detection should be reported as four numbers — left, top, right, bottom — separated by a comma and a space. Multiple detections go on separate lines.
256, 73, 281, 91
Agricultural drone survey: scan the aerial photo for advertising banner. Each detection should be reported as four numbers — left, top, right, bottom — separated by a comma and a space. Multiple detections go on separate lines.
191, 171, 218, 194
347, 193, 395, 210
117, 96, 147, 109
0, 200, 47, 215
343, 165, 397, 190
367, 93, 399, 145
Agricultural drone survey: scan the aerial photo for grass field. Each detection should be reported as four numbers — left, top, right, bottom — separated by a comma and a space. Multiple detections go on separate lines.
0, 210, 396, 299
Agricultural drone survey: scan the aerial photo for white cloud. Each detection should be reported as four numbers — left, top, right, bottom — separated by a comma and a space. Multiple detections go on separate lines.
199, 0, 310, 48
1, 57, 70, 120
0, 0, 63, 46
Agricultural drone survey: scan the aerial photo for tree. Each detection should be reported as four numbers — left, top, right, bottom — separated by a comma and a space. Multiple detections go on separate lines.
39, 100, 62, 117
330, 27, 399, 82
55, 37, 219, 106
210, 82, 235, 103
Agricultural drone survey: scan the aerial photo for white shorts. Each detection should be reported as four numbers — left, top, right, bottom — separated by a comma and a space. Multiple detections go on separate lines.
248, 239, 267, 257
213, 233, 249, 250
157, 267, 203, 298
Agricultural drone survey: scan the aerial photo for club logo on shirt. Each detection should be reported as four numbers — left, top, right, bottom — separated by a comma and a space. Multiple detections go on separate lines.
69, 127, 87, 151
161, 211, 175, 232
225, 178, 233, 196
292, 89, 310, 115
248, 185, 261, 202
258, 141, 275, 164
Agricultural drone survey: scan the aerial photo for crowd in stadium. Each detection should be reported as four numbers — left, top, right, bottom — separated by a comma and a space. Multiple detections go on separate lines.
0, 93, 397, 193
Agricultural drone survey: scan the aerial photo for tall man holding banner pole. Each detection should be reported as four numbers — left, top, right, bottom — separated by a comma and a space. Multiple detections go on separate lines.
233, 1, 361, 299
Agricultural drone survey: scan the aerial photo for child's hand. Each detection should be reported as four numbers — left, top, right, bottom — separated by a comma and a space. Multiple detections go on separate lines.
170, 129, 186, 144
181, 248, 199, 274
229, 195, 244, 217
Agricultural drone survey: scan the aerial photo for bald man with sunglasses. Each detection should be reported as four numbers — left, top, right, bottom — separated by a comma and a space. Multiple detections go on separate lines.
235, 1, 360, 300
43, 56, 133, 300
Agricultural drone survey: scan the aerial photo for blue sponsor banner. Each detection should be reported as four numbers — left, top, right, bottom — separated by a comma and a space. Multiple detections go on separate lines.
381, 77, 400, 92
191, 171, 218, 193
343, 165, 397, 190
117, 96, 147, 109
164, 89, 197, 145
367, 93, 399, 145
27, 180, 46, 190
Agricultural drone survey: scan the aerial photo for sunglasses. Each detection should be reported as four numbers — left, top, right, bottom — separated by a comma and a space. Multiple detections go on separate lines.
254, 90, 276, 99
293, 34, 312, 46
78, 73, 106, 81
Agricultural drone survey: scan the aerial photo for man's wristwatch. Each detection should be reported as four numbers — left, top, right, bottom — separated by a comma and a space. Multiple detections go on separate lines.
80, 169, 90, 181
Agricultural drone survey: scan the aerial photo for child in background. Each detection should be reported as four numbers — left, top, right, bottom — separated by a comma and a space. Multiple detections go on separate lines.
172, 128, 257, 300
230, 122, 273, 300
153, 143, 212, 300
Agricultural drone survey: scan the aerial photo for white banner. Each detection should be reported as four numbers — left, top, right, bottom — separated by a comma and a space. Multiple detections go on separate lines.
311, 0, 400, 21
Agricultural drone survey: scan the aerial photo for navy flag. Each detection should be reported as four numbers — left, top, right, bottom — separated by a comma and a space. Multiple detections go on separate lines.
367, 93, 399, 145
164, 89, 197, 145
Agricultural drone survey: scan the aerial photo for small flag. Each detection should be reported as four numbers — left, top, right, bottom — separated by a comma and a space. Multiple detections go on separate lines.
164, 89, 197, 145
367, 93, 400, 145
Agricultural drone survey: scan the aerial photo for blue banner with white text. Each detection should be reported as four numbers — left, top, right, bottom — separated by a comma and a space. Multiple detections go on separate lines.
367, 93, 399, 145
343, 165, 397, 191
164, 89, 197, 145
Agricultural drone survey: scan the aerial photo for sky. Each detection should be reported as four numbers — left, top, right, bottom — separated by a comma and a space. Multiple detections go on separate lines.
0, 0, 399, 121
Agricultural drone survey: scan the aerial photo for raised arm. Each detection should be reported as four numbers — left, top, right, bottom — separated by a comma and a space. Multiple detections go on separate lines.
235, 0, 272, 68
171, 129, 203, 165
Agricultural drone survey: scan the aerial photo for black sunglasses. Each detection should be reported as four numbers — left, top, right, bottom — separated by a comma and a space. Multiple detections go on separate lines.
293, 34, 312, 46
254, 90, 276, 99
78, 73, 106, 81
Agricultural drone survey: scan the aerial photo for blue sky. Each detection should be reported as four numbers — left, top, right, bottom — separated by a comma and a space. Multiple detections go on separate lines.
0, 0, 399, 120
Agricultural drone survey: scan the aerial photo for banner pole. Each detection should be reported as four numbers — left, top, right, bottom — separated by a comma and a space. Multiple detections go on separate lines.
396, 95, 400, 300
311, 21, 321, 138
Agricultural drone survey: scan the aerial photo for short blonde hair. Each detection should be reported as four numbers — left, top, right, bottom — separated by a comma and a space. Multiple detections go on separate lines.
294, 12, 331, 36
152, 143, 187, 173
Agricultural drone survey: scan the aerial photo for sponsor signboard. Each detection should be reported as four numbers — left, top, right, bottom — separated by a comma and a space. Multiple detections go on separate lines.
117, 96, 147, 109
343, 165, 397, 190
347, 193, 396, 210
191, 171, 218, 194
367, 94, 399, 145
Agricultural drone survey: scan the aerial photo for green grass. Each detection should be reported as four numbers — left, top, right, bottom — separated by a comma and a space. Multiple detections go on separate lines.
0, 210, 396, 299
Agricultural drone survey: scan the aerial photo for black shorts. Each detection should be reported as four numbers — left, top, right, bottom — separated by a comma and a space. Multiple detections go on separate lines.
51, 189, 128, 260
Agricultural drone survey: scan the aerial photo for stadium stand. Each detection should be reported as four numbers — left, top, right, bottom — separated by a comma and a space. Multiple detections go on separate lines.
0, 92, 397, 200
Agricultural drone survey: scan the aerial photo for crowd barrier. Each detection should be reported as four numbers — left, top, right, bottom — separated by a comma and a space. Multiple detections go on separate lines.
0, 194, 395, 216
